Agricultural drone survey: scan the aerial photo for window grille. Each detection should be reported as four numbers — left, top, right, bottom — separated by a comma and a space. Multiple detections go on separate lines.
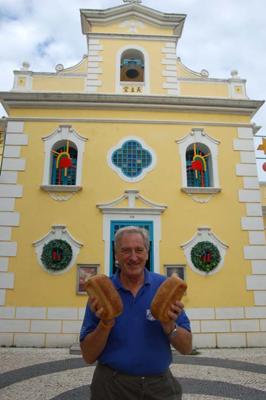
50, 141, 77, 185
112, 140, 152, 178
186, 143, 211, 187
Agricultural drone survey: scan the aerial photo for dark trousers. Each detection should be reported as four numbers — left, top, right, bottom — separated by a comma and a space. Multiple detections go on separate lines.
90, 364, 182, 400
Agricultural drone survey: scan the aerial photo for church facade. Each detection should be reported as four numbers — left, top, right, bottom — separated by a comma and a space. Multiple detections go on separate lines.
0, 0, 265, 348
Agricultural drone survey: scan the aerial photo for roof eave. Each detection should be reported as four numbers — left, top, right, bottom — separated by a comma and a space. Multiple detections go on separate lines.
0, 92, 264, 117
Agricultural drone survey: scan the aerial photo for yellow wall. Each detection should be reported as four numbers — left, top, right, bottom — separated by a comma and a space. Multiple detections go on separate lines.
32, 76, 86, 92
6, 106, 254, 308
180, 82, 229, 98
28, 57, 88, 92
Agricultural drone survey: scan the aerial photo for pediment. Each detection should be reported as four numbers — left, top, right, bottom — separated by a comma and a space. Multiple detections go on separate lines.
97, 190, 167, 215
42, 125, 87, 144
176, 128, 220, 146
81, 4, 185, 37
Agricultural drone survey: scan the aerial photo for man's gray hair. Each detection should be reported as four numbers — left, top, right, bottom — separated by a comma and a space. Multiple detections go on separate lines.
114, 226, 150, 251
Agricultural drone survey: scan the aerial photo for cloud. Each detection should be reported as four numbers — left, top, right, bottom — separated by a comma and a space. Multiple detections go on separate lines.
0, 1, 265, 146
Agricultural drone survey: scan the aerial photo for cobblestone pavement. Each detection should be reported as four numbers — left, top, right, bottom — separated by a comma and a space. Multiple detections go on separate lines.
0, 347, 266, 399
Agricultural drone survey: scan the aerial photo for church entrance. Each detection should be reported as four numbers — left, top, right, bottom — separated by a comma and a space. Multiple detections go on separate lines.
110, 220, 153, 275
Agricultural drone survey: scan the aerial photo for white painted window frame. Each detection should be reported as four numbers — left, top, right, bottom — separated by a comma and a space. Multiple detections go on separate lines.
41, 125, 87, 190
177, 128, 221, 193
107, 136, 157, 183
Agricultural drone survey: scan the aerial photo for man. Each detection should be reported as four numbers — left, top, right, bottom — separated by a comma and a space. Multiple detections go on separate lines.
80, 226, 192, 400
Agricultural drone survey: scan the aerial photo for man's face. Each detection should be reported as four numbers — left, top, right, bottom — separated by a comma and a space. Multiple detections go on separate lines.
115, 232, 149, 278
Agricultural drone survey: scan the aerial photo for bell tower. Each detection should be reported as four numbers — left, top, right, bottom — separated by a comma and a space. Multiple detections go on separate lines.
80, 1, 186, 95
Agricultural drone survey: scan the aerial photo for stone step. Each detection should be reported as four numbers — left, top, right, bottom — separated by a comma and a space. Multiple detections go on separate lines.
69, 342, 81, 355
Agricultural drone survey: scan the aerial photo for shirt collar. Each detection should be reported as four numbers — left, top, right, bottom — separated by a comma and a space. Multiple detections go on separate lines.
113, 268, 151, 290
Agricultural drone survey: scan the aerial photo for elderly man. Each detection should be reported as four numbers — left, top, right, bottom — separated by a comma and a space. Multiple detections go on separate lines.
80, 226, 192, 400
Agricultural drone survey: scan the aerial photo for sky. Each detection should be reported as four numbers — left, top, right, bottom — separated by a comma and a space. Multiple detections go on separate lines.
0, 0, 265, 180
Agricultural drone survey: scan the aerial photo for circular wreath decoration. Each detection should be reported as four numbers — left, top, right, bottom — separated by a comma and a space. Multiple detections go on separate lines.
41, 239, 73, 272
191, 241, 221, 273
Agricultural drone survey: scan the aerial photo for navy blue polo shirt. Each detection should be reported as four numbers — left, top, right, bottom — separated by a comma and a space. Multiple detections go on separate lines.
80, 269, 191, 376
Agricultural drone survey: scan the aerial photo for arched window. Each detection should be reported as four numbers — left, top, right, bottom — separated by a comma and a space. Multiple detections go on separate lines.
186, 143, 212, 187
50, 141, 77, 185
120, 49, 144, 82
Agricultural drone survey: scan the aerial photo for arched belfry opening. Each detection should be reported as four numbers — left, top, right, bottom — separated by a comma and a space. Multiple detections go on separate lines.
120, 49, 144, 82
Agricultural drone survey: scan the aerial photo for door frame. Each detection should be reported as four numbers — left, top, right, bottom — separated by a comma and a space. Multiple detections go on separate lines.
101, 213, 162, 276
110, 220, 154, 276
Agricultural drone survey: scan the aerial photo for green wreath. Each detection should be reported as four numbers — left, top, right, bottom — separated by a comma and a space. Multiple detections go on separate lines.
41, 239, 73, 271
191, 241, 221, 273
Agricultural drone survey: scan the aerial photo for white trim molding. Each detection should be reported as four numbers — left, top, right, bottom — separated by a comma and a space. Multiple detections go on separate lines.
181, 227, 229, 276
86, 38, 103, 93
176, 128, 221, 192
0, 120, 27, 306
107, 136, 156, 182
235, 127, 266, 305
32, 225, 83, 275
41, 125, 87, 189
161, 42, 178, 95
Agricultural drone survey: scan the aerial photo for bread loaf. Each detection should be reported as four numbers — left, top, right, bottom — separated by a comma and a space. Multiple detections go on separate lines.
85, 274, 123, 320
151, 274, 187, 323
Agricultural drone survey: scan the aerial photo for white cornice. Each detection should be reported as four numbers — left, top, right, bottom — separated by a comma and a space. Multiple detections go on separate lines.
4, 117, 258, 131
2, 117, 261, 133
0, 92, 263, 117
13, 71, 87, 78
87, 33, 179, 42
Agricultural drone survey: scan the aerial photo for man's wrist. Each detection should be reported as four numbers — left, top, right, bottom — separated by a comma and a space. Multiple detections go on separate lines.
167, 323, 179, 339
99, 319, 115, 329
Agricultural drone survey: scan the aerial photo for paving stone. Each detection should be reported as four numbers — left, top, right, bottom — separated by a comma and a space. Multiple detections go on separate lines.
0, 348, 265, 399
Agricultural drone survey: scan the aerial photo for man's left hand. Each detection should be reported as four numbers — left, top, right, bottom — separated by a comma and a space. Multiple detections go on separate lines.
161, 300, 184, 335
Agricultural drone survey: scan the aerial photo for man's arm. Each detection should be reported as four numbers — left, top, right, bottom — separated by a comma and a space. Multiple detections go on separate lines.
161, 300, 192, 355
80, 319, 114, 364
168, 326, 192, 354
80, 296, 115, 364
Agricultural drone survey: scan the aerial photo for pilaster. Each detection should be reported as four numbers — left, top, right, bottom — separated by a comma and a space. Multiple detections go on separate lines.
235, 127, 266, 307
86, 39, 103, 93
0, 121, 27, 305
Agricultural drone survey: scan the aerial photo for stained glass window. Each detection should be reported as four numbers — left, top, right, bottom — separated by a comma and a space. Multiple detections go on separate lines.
186, 143, 211, 187
50, 141, 77, 185
112, 140, 152, 178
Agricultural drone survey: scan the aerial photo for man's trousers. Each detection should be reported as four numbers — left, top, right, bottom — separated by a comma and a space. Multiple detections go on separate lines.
90, 363, 182, 400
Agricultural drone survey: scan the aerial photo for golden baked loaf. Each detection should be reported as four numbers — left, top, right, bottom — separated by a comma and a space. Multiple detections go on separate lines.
151, 274, 187, 323
85, 274, 123, 320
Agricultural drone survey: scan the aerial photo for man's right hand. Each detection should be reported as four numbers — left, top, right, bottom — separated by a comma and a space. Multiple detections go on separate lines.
88, 296, 115, 327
